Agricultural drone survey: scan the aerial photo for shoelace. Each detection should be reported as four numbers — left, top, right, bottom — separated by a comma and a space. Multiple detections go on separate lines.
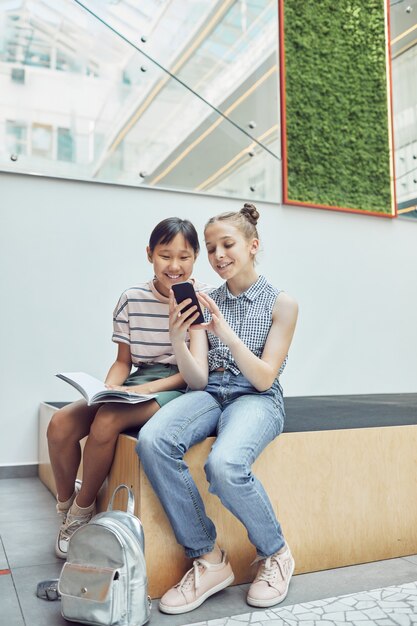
176, 560, 205, 592
60, 517, 90, 541
254, 554, 286, 584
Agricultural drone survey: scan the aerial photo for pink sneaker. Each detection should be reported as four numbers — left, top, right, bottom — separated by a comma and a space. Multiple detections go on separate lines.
159, 550, 235, 614
247, 544, 294, 608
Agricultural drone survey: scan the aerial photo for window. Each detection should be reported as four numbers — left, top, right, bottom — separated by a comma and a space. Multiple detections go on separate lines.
6, 120, 27, 155
32, 123, 53, 158
57, 128, 74, 162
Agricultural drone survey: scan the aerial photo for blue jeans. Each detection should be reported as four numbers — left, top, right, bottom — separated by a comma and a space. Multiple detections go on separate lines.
136, 371, 285, 558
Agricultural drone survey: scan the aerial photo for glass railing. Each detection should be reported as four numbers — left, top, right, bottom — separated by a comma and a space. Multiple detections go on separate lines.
390, 0, 417, 220
4, 0, 412, 215
0, 0, 281, 202
73, 0, 281, 158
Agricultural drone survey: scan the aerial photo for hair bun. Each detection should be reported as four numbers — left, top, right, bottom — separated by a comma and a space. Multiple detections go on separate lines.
240, 203, 259, 225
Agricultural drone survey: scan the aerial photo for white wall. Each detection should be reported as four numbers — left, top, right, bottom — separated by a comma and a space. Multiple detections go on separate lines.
1, 171, 417, 466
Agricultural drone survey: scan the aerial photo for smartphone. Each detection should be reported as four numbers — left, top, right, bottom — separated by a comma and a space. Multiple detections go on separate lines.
172, 281, 205, 325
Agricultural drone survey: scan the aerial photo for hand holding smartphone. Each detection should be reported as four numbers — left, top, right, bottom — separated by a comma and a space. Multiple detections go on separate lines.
171, 281, 205, 325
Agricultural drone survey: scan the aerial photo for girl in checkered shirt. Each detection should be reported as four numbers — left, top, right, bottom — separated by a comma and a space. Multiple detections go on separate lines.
137, 204, 299, 615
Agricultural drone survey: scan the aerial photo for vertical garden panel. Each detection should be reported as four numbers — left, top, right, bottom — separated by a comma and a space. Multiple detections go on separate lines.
280, 0, 396, 217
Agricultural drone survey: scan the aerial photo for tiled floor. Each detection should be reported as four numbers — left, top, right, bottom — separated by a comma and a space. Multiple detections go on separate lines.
2, 477, 417, 626
186, 581, 417, 625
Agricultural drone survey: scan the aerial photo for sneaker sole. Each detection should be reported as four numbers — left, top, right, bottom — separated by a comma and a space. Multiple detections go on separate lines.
246, 559, 295, 608
55, 548, 68, 560
55, 533, 71, 560
159, 573, 235, 614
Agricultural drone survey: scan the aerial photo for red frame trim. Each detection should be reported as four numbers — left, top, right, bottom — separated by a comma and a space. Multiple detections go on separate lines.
279, 0, 397, 218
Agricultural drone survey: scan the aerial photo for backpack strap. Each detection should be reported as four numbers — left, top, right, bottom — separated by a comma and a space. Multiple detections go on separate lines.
107, 484, 135, 515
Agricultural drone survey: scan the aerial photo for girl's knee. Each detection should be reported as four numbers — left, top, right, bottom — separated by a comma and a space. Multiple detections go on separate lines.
136, 419, 175, 463
47, 407, 73, 444
89, 407, 123, 444
136, 420, 161, 455
205, 451, 246, 493
135, 428, 149, 460
205, 454, 223, 488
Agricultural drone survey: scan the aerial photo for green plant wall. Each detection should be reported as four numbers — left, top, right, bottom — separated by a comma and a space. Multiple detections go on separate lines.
282, 0, 393, 215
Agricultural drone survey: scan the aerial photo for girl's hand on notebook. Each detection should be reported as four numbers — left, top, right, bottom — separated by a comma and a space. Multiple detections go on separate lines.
105, 383, 153, 394
105, 384, 128, 391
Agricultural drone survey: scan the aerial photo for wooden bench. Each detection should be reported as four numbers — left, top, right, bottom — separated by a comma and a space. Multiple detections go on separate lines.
38, 395, 417, 598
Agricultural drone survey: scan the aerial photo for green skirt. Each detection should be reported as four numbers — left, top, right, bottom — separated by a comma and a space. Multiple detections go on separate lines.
124, 363, 184, 408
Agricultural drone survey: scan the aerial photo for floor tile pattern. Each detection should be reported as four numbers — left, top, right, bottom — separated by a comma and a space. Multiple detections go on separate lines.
186, 581, 417, 625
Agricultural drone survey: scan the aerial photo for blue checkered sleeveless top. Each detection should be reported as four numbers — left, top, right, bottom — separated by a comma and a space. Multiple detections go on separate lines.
204, 275, 287, 377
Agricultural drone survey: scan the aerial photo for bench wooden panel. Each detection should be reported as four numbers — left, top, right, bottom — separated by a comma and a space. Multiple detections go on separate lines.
38, 402, 417, 598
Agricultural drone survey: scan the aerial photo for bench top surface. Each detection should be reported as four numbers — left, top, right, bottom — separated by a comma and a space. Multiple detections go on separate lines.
44, 393, 417, 433
283, 393, 417, 432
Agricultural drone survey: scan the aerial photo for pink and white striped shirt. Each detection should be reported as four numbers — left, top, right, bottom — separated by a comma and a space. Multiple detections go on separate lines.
112, 279, 211, 367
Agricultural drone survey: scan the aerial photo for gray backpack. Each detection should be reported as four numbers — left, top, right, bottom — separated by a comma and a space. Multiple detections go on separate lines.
58, 484, 151, 626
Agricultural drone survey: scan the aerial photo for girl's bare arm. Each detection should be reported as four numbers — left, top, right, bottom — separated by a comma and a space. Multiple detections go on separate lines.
198, 291, 298, 392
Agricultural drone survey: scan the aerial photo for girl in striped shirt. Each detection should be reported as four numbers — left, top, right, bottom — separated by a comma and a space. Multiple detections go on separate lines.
47, 217, 209, 559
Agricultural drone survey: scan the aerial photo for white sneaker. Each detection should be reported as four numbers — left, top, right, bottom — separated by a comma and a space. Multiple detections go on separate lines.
55, 481, 95, 559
